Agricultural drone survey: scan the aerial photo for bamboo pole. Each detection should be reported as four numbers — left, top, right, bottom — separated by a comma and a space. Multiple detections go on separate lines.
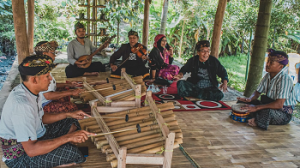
12, 0, 29, 64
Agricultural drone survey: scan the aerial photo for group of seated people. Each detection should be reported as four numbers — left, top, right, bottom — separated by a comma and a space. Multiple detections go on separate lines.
0, 21, 297, 167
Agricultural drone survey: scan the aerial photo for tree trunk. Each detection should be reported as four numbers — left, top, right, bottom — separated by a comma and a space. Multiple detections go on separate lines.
160, 0, 168, 34
244, 0, 272, 97
142, 0, 150, 47
211, 0, 227, 58
178, 20, 186, 58
117, 20, 120, 46
12, 0, 29, 64
27, 0, 34, 54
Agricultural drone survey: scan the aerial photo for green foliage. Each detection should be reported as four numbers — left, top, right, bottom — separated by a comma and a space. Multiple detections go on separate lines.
0, 0, 15, 56
219, 54, 247, 92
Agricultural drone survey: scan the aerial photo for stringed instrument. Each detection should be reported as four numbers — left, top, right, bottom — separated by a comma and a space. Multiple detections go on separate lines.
77, 35, 116, 68
115, 43, 150, 70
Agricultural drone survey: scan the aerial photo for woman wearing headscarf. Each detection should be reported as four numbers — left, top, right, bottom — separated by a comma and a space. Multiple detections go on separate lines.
148, 34, 179, 80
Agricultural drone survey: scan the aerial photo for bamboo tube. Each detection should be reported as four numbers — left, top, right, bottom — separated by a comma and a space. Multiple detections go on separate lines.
92, 121, 179, 142
84, 110, 173, 132
108, 114, 175, 130
140, 139, 182, 154
96, 129, 182, 149
111, 159, 118, 168
105, 110, 174, 126
127, 138, 183, 153
104, 102, 174, 117
102, 133, 183, 154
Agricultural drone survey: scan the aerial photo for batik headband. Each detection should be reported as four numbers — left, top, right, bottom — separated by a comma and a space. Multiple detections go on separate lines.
34, 41, 58, 53
18, 55, 57, 76
75, 22, 85, 31
128, 29, 138, 37
268, 49, 289, 65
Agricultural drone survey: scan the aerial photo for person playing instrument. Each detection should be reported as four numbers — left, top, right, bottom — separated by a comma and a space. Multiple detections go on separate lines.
238, 50, 296, 130
109, 30, 150, 79
34, 41, 83, 113
65, 22, 107, 78
0, 55, 94, 167
175, 40, 228, 101
148, 34, 179, 80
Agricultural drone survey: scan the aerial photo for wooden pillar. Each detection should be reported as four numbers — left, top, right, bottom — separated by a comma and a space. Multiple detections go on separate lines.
142, 0, 150, 46
210, 0, 227, 58
27, 0, 34, 54
12, 0, 29, 64
160, 0, 168, 34
244, 0, 272, 97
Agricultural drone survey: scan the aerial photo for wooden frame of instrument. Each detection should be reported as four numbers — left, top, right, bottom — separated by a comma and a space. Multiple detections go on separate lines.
91, 91, 175, 168
83, 68, 141, 113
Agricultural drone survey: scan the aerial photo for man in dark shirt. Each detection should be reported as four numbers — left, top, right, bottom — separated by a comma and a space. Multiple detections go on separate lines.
175, 40, 228, 101
109, 30, 150, 79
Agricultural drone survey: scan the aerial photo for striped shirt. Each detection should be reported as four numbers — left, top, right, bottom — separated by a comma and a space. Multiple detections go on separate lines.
257, 66, 297, 106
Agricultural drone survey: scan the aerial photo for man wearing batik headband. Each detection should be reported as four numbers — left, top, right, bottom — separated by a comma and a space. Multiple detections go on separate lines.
0, 55, 95, 167
237, 50, 297, 130
65, 22, 107, 78
175, 40, 228, 101
109, 29, 150, 79
35, 41, 83, 113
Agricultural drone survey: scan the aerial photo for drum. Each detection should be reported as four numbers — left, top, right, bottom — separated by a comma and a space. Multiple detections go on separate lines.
231, 103, 251, 123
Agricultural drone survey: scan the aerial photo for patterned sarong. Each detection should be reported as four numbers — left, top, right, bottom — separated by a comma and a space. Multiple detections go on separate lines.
43, 96, 78, 113
4, 118, 85, 168
158, 64, 180, 80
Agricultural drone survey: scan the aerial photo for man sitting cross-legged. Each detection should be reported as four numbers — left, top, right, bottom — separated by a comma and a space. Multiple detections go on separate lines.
34, 41, 83, 113
175, 40, 228, 101
0, 55, 94, 168
238, 50, 297, 130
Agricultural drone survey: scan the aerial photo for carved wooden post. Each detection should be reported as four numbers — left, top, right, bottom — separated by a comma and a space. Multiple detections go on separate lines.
12, 0, 29, 64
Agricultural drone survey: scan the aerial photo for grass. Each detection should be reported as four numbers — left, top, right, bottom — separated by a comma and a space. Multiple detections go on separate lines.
219, 54, 248, 92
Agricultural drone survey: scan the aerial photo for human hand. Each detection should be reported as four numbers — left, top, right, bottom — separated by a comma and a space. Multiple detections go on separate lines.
66, 130, 95, 144
111, 65, 118, 72
169, 47, 174, 56
240, 104, 257, 113
72, 88, 84, 96
67, 110, 91, 120
174, 73, 183, 80
141, 55, 147, 60
237, 97, 252, 103
219, 81, 228, 92
71, 82, 82, 87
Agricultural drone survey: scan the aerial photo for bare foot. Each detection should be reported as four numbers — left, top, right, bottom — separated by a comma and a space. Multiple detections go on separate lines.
57, 162, 76, 167
83, 72, 99, 76
247, 118, 257, 127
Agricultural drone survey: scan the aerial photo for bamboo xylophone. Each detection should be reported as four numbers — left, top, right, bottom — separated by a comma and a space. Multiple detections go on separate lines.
79, 92, 183, 168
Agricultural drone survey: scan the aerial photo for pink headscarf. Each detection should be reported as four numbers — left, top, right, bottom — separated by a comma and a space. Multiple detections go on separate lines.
153, 34, 166, 47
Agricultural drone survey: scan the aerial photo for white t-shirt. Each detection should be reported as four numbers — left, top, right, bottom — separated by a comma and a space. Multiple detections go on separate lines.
0, 83, 46, 142
40, 73, 57, 106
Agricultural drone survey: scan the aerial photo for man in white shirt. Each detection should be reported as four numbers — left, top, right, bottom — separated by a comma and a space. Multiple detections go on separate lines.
0, 55, 94, 167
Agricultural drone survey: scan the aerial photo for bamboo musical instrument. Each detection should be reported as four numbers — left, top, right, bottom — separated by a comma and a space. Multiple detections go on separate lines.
79, 92, 182, 168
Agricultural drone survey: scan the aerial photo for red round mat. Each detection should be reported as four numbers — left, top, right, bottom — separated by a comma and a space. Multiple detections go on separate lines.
199, 101, 219, 107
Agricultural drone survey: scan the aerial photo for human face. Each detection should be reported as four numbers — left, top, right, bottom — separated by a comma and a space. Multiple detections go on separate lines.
43, 50, 56, 61
36, 72, 52, 91
160, 37, 167, 48
129, 35, 138, 47
76, 28, 86, 39
265, 57, 283, 73
197, 47, 210, 62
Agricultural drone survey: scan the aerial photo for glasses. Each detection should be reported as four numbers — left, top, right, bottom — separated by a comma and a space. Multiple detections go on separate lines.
161, 40, 167, 42
199, 50, 210, 53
